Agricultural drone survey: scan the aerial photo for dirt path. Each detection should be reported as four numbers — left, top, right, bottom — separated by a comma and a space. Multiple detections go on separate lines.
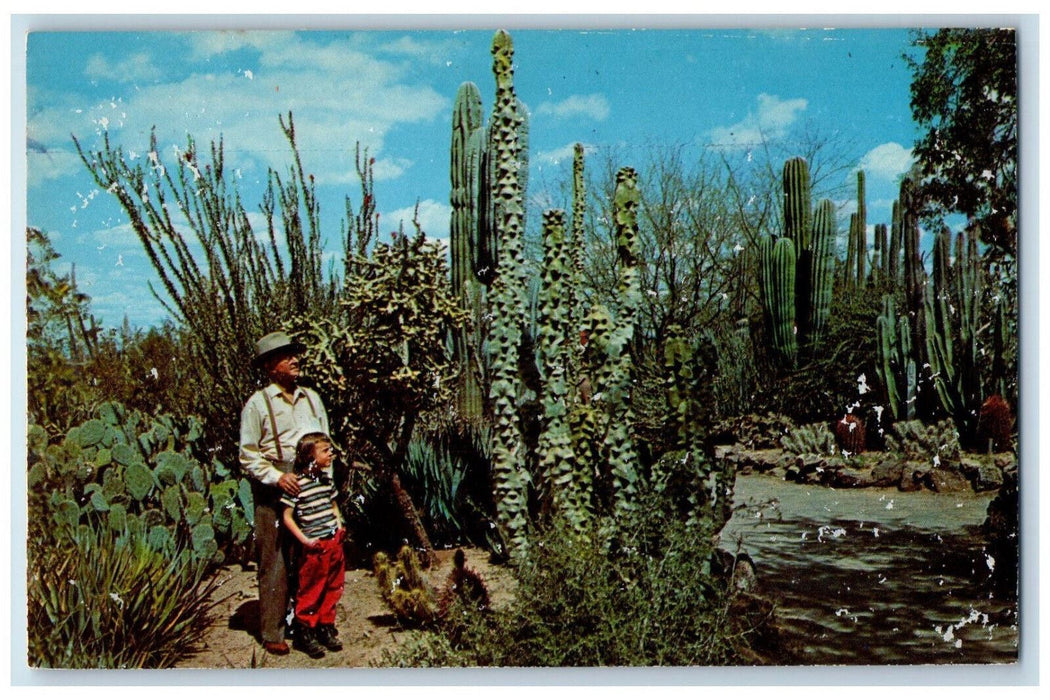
176, 547, 513, 669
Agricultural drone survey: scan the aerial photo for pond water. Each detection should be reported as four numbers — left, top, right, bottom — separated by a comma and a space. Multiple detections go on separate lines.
719, 474, 1018, 665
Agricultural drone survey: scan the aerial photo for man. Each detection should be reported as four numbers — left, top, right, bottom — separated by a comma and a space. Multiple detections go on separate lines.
240, 331, 329, 655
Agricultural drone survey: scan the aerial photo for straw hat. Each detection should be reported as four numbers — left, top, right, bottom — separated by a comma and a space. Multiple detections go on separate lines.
253, 331, 305, 366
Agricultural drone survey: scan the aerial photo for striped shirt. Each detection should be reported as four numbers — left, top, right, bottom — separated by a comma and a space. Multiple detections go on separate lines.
280, 474, 340, 540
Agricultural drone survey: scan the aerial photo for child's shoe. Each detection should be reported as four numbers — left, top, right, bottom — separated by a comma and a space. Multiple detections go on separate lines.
316, 624, 343, 652
293, 625, 326, 659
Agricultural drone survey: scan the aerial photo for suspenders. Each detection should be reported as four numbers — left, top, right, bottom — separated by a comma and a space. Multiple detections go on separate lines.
259, 387, 319, 464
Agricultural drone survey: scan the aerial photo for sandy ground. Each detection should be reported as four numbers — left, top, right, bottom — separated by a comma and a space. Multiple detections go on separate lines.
175, 547, 513, 669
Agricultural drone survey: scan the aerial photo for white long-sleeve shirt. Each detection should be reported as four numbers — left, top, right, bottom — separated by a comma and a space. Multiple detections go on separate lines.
239, 383, 329, 486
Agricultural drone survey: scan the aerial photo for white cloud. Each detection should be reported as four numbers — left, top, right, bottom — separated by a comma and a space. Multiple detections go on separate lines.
536, 94, 610, 121
29, 33, 449, 187
708, 93, 808, 147
384, 199, 452, 240
84, 52, 163, 83
535, 143, 580, 167
858, 142, 914, 181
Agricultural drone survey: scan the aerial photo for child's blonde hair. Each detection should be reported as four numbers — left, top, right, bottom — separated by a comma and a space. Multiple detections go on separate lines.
293, 432, 333, 474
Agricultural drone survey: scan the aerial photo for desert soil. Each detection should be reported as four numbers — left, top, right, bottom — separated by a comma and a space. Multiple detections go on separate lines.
175, 547, 514, 669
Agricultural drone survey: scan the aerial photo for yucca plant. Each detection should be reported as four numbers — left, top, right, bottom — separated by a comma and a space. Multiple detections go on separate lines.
27, 519, 224, 668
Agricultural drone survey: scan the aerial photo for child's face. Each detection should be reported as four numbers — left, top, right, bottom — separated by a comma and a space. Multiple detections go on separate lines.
313, 442, 335, 468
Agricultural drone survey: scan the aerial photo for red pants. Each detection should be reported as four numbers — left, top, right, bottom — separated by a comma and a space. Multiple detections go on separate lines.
293, 537, 345, 628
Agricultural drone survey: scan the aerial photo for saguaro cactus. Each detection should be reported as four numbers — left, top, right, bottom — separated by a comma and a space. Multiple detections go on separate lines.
450, 82, 487, 421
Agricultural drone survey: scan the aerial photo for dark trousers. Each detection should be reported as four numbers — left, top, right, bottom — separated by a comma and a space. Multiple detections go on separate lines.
293, 537, 346, 628
253, 485, 290, 645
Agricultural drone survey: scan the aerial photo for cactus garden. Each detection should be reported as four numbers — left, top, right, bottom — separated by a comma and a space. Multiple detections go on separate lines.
23, 26, 1020, 669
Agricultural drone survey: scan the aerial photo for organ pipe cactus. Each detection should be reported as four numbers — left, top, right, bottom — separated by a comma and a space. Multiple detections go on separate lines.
485, 29, 531, 562
876, 294, 918, 421
925, 226, 983, 443
759, 235, 797, 364
758, 157, 835, 365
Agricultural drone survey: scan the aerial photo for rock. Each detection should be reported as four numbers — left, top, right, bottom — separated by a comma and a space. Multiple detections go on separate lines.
959, 455, 1005, 492
870, 457, 904, 487
924, 467, 972, 493
830, 466, 876, 488
898, 461, 927, 491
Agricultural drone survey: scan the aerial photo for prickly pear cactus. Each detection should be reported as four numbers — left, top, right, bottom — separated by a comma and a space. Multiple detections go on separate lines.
27, 401, 251, 564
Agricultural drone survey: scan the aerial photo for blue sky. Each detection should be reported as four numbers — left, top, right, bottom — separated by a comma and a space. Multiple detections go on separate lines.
25, 26, 924, 329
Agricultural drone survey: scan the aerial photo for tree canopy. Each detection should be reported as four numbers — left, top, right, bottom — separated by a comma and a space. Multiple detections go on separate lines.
905, 28, 1018, 260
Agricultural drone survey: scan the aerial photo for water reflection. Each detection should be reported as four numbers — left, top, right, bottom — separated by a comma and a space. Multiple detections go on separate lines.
720, 474, 1018, 665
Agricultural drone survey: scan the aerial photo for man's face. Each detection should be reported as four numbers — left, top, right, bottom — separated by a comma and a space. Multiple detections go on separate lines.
264, 349, 300, 386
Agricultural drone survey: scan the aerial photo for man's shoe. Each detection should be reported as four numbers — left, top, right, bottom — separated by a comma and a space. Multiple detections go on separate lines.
293, 626, 326, 659
316, 624, 343, 652
263, 641, 290, 656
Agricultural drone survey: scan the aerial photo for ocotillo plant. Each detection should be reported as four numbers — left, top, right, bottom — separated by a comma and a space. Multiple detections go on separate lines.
485, 29, 531, 562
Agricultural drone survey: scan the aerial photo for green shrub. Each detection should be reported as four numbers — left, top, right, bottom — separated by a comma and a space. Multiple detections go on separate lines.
27, 519, 223, 668
388, 495, 755, 666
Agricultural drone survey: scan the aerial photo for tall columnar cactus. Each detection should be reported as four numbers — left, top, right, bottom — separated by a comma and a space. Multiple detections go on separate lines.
450, 82, 483, 299
873, 223, 888, 283
900, 177, 926, 358
783, 156, 812, 250
925, 226, 983, 443
855, 170, 867, 285
759, 236, 798, 364
604, 167, 642, 519
888, 199, 903, 283
876, 295, 918, 421
450, 82, 487, 421
758, 157, 835, 365
536, 210, 588, 530
568, 143, 588, 389
485, 29, 531, 562
808, 199, 836, 343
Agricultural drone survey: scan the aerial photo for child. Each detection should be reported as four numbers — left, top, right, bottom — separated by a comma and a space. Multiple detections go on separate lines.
281, 432, 346, 658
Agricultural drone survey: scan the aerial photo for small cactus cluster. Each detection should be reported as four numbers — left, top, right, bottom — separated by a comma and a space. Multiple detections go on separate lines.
758, 157, 835, 365
780, 421, 838, 457
26, 401, 249, 564
883, 419, 961, 461
373, 546, 439, 626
